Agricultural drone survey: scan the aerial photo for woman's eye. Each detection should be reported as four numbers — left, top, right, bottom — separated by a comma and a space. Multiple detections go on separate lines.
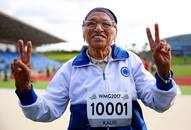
86, 22, 96, 27
102, 22, 112, 28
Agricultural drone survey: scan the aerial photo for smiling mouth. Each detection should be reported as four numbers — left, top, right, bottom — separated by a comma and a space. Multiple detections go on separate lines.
92, 34, 106, 39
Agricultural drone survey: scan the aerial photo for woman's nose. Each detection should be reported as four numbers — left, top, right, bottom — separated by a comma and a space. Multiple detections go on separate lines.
94, 23, 103, 31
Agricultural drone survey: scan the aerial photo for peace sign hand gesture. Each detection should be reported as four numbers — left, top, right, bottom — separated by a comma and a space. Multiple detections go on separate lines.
146, 24, 171, 77
11, 40, 32, 92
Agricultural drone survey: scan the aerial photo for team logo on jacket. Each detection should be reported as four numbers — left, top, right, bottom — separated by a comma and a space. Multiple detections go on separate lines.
120, 67, 129, 77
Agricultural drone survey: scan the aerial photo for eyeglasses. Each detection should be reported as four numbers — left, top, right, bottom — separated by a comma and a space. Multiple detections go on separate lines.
83, 20, 116, 29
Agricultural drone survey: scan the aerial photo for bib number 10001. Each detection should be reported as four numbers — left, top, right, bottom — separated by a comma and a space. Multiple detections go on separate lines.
87, 92, 132, 127
90, 102, 128, 116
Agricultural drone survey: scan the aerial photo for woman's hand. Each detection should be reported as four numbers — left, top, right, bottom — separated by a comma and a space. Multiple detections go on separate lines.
11, 40, 32, 92
146, 24, 171, 77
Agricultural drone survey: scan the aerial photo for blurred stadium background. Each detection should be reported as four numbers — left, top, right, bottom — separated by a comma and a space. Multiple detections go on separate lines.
0, 9, 191, 130
0, 11, 65, 81
0, 11, 191, 93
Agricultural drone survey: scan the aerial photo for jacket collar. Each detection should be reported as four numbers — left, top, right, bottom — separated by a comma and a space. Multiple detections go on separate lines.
72, 44, 129, 66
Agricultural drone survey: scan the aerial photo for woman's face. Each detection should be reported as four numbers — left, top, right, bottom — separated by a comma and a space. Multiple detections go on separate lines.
83, 12, 117, 50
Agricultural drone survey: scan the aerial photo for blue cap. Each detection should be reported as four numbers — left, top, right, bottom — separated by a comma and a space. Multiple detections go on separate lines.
85, 7, 117, 24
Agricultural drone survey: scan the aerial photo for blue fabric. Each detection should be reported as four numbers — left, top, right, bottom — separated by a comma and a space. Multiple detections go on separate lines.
15, 86, 37, 105
72, 44, 129, 66
68, 101, 147, 130
72, 46, 90, 66
111, 44, 129, 60
155, 70, 173, 91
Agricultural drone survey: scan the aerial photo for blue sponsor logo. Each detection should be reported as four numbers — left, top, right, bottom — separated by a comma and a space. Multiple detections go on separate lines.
120, 67, 129, 77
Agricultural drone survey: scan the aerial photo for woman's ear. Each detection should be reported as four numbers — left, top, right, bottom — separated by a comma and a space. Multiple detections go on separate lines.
113, 27, 117, 42
82, 21, 85, 41
82, 27, 86, 42
114, 27, 118, 35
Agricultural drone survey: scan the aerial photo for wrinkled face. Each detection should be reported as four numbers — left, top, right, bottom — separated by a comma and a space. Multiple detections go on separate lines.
82, 12, 117, 50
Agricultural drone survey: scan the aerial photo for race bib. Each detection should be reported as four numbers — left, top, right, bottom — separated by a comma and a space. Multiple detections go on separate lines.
87, 92, 132, 127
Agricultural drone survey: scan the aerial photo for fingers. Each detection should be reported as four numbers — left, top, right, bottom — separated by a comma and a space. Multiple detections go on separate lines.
155, 24, 160, 43
156, 40, 171, 53
11, 59, 30, 74
11, 60, 21, 76
17, 40, 32, 67
11, 59, 32, 90
18, 40, 25, 62
146, 27, 154, 50
146, 23, 161, 51
26, 41, 32, 67
11, 62, 15, 74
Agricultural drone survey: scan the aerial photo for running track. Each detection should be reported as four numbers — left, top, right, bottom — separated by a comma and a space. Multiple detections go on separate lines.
174, 76, 191, 86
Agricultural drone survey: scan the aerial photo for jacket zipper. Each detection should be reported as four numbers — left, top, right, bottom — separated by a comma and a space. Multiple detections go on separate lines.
103, 72, 106, 80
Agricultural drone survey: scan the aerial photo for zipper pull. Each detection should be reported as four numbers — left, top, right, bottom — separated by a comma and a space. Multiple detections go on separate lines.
103, 72, 106, 80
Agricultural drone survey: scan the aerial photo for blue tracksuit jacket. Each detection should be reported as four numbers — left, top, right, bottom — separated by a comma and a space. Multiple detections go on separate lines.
16, 44, 177, 130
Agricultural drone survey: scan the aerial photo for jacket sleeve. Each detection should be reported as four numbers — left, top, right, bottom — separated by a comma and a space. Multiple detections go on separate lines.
129, 52, 177, 112
16, 63, 71, 122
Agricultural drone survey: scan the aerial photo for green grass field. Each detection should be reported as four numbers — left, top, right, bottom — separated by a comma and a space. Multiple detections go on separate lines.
171, 64, 191, 76
0, 80, 191, 95
166, 56, 191, 76
41, 51, 79, 63
171, 56, 191, 65
0, 80, 48, 89
179, 86, 191, 95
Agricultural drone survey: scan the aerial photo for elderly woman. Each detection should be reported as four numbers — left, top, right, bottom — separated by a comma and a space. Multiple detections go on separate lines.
11, 7, 177, 130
